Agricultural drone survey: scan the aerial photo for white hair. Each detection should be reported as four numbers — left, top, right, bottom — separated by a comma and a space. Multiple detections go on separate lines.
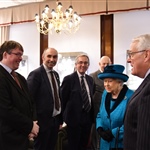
132, 34, 150, 51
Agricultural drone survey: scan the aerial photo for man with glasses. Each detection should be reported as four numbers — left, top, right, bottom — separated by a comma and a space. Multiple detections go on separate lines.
124, 34, 150, 150
0, 40, 39, 150
61, 54, 94, 150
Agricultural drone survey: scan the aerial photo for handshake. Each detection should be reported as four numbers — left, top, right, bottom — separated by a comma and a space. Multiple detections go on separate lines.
97, 127, 114, 142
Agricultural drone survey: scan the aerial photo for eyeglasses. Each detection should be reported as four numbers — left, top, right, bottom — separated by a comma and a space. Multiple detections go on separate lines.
77, 61, 89, 65
127, 50, 146, 58
9, 52, 23, 57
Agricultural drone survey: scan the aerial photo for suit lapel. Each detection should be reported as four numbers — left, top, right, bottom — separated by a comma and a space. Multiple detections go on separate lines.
40, 66, 52, 94
85, 74, 93, 96
69, 72, 82, 94
0, 65, 31, 100
40, 65, 60, 98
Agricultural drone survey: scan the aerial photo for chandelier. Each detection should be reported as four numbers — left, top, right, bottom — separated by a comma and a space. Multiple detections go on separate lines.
35, 0, 81, 35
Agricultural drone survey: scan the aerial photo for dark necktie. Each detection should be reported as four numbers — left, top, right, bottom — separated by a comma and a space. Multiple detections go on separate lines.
50, 71, 60, 111
11, 71, 21, 88
81, 76, 91, 112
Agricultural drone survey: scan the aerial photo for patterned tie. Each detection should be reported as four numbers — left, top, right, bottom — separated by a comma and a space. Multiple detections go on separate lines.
81, 76, 91, 112
11, 71, 21, 88
50, 71, 60, 111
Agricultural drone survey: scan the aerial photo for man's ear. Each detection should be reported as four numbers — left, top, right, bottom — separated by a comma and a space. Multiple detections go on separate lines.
144, 50, 150, 62
3, 51, 7, 58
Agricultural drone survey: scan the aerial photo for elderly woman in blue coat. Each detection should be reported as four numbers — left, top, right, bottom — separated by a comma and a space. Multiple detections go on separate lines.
96, 64, 134, 150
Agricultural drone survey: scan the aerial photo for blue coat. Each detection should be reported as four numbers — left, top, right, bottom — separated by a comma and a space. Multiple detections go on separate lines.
96, 86, 134, 150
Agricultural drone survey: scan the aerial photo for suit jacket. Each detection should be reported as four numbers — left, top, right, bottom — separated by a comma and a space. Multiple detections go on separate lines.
0, 65, 34, 150
124, 73, 150, 150
60, 71, 94, 127
89, 70, 104, 119
27, 65, 62, 132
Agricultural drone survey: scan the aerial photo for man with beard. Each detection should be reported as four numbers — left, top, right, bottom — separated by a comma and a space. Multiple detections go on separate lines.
27, 48, 62, 150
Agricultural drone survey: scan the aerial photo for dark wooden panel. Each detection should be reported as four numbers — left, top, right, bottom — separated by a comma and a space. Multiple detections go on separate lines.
101, 14, 114, 63
40, 33, 48, 65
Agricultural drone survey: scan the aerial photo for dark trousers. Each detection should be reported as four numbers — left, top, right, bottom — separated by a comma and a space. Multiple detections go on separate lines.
110, 148, 123, 150
67, 111, 92, 150
34, 116, 60, 150
90, 123, 100, 150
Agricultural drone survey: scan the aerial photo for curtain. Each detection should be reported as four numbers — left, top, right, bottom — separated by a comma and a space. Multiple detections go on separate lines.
0, 26, 10, 45
0, 0, 149, 26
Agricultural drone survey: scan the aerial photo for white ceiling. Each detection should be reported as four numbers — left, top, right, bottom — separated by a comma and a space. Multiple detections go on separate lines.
0, 0, 45, 9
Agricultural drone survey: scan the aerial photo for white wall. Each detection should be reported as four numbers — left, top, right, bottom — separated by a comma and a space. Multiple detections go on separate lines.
9, 22, 40, 78
49, 15, 101, 75
114, 10, 150, 67
8, 10, 150, 88
114, 10, 150, 89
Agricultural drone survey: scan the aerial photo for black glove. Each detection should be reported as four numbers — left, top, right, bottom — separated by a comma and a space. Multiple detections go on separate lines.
97, 127, 114, 142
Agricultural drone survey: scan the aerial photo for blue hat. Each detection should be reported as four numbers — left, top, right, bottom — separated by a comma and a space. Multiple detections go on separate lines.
98, 64, 129, 82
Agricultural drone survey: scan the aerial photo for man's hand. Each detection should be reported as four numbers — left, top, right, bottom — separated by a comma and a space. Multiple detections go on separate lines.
28, 121, 39, 139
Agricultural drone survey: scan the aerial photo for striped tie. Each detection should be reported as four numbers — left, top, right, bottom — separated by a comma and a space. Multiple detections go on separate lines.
50, 71, 60, 111
81, 76, 91, 112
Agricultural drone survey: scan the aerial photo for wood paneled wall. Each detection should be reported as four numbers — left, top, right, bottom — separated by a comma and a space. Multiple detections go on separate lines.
40, 33, 48, 65
101, 14, 114, 63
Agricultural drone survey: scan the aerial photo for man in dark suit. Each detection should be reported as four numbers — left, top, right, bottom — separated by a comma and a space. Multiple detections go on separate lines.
124, 34, 150, 150
27, 48, 62, 150
0, 40, 39, 150
61, 54, 94, 150
89, 56, 111, 150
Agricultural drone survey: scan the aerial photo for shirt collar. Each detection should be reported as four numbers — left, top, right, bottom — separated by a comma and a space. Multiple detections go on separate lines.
0, 62, 12, 74
145, 69, 150, 79
43, 64, 53, 73
76, 70, 85, 78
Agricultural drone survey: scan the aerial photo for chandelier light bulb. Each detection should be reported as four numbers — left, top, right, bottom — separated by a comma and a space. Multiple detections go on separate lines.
49, 22, 53, 29
69, 5, 73, 13
57, 2, 62, 10
40, 20, 45, 26
44, 5, 49, 13
68, 20, 73, 28
51, 9, 56, 19
35, 1, 81, 35
65, 9, 70, 18
35, 14, 39, 22
42, 10, 47, 19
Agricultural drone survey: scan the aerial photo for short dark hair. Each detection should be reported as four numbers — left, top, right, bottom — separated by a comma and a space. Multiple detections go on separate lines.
0, 40, 24, 61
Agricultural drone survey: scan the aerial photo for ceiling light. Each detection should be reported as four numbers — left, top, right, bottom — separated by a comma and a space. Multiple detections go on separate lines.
35, 0, 81, 34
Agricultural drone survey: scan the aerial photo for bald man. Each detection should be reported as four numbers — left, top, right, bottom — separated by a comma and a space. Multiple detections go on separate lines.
27, 48, 63, 150
89, 56, 111, 150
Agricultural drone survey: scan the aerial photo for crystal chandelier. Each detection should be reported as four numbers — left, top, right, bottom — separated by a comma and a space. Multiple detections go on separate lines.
35, 0, 81, 35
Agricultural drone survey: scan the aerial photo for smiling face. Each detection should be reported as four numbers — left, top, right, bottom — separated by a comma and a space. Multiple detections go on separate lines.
104, 78, 123, 96
42, 48, 58, 70
2, 48, 23, 70
75, 55, 89, 75
127, 42, 149, 78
